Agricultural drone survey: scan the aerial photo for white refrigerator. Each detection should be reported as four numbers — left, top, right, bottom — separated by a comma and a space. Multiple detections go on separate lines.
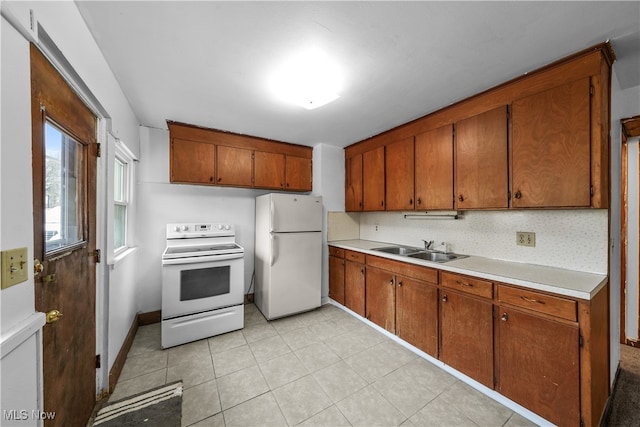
254, 193, 322, 320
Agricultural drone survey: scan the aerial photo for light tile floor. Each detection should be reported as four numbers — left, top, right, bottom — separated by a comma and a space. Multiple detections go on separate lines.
110, 303, 539, 427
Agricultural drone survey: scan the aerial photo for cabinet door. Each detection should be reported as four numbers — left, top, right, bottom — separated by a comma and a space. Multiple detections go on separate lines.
285, 156, 312, 191
497, 307, 580, 426
440, 291, 493, 387
365, 266, 395, 332
396, 275, 438, 357
385, 137, 415, 211
345, 261, 365, 317
345, 154, 363, 211
415, 125, 454, 210
363, 147, 385, 211
216, 145, 253, 187
170, 138, 215, 184
455, 106, 509, 209
328, 256, 345, 305
511, 78, 591, 208
254, 151, 285, 189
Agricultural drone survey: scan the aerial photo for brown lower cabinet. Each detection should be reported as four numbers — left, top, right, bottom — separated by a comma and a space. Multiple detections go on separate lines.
326, 246, 609, 427
345, 259, 365, 317
440, 289, 494, 388
497, 306, 580, 427
328, 252, 345, 305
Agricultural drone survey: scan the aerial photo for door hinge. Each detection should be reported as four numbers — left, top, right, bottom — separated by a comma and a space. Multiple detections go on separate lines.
579, 334, 584, 348
493, 376, 497, 388
590, 85, 594, 96
590, 186, 594, 197
96, 354, 101, 369
91, 249, 101, 263
580, 417, 585, 427
96, 143, 101, 158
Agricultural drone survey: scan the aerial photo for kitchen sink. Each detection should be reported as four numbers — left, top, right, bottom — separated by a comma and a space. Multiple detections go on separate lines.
372, 246, 423, 255
408, 251, 468, 263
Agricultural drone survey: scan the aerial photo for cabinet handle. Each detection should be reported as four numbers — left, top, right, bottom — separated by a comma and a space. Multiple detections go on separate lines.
398, 280, 403, 287
360, 268, 364, 275
501, 313, 509, 322
380, 201, 384, 207
417, 197, 422, 206
514, 191, 522, 199
209, 176, 214, 182
389, 279, 394, 286
458, 194, 464, 202
442, 294, 448, 302
520, 296, 544, 304
456, 280, 473, 287
409, 199, 413, 205
217, 177, 222, 182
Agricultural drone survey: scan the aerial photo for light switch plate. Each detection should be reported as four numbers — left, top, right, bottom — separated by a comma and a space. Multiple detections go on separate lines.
516, 232, 535, 247
1, 247, 28, 289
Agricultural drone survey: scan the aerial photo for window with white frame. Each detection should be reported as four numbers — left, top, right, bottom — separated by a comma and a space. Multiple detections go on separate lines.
113, 141, 136, 256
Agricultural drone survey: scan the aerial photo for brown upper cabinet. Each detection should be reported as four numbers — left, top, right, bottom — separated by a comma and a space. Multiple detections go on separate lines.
254, 151, 285, 189
363, 146, 385, 211
386, 137, 415, 210
415, 125, 454, 210
455, 106, 509, 209
217, 145, 253, 187
170, 138, 216, 184
168, 121, 313, 192
345, 153, 363, 211
344, 42, 613, 211
285, 156, 312, 191
511, 78, 591, 208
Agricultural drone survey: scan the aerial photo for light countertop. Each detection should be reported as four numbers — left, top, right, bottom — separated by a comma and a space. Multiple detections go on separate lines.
328, 239, 608, 300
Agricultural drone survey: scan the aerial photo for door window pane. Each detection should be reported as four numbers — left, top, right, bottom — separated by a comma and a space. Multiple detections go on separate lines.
45, 121, 85, 253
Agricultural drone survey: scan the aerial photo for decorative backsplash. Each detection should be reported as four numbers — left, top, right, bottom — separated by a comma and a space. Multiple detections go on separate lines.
330, 209, 608, 274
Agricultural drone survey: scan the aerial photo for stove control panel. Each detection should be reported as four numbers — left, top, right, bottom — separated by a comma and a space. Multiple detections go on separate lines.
166, 223, 235, 239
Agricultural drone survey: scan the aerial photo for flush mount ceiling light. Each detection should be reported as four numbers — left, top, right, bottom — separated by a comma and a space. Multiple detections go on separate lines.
270, 49, 342, 110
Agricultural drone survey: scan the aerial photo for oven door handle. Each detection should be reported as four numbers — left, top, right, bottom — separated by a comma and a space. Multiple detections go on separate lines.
162, 252, 244, 265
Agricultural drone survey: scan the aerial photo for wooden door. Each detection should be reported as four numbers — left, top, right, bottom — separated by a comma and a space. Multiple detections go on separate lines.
385, 137, 415, 210
254, 151, 285, 189
455, 106, 509, 209
396, 276, 438, 357
216, 145, 253, 187
365, 266, 395, 332
345, 260, 365, 317
440, 290, 493, 387
31, 44, 97, 427
170, 138, 215, 184
363, 147, 385, 211
415, 125, 454, 210
328, 255, 345, 305
285, 155, 312, 191
511, 78, 591, 208
345, 154, 363, 211
497, 307, 580, 426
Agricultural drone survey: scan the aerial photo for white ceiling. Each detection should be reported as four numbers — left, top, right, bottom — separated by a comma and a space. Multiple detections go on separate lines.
76, 1, 640, 148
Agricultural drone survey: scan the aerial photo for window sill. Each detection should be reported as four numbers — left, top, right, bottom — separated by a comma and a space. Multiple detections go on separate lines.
111, 246, 138, 266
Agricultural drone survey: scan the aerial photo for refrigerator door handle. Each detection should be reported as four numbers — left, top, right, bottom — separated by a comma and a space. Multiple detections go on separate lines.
270, 201, 275, 232
270, 235, 277, 266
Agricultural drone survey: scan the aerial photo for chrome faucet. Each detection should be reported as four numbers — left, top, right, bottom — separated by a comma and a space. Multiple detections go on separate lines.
422, 239, 434, 251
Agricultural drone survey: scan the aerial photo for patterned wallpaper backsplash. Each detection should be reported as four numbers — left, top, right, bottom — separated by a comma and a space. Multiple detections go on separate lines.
354, 209, 608, 274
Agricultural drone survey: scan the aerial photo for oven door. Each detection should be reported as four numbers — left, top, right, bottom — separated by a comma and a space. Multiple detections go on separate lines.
162, 253, 244, 319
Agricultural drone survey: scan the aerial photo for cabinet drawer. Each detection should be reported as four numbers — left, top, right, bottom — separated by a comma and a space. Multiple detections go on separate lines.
367, 255, 437, 284
329, 246, 345, 258
345, 250, 365, 263
498, 285, 577, 321
440, 272, 493, 299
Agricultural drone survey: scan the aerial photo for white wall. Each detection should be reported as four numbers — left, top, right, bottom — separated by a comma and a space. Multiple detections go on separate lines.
610, 68, 640, 380
312, 144, 345, 301
626, 140, 639, 340
0, 1, 140, 417
136, 127, 275, 312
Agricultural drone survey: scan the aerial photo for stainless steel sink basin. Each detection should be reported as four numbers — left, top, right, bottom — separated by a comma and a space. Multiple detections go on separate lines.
372, 246, 423, 255
407, 251, 468, 263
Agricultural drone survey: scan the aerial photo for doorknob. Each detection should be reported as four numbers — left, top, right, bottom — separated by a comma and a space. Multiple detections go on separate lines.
46, 309, 63, 324
34, 259, 44, 275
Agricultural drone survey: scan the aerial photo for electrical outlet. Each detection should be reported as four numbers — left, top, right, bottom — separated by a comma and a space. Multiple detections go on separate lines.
516, 232, 535, 247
